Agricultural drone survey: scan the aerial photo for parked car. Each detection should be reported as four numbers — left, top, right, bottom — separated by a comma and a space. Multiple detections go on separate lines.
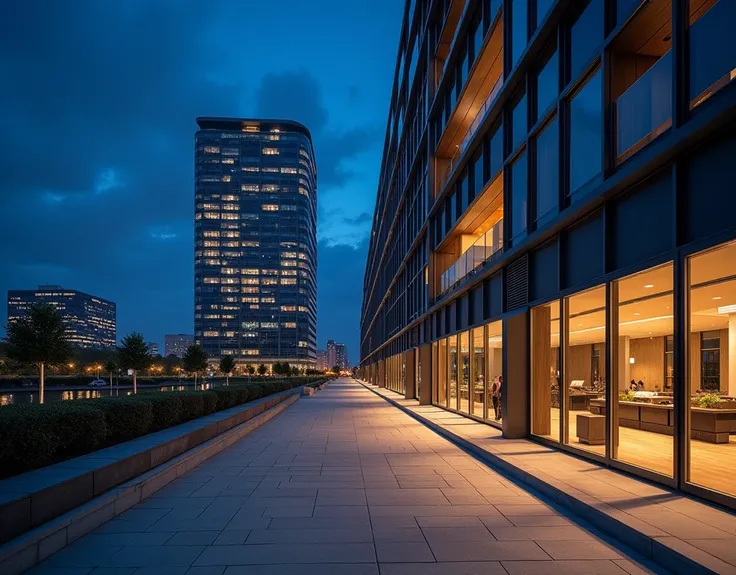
88, 379, 108, 387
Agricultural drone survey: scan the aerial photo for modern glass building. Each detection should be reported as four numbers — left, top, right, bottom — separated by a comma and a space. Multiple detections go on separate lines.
7, 285, 116, 349
359, 0, 736, 509
194, 118, 317, 370
164, 334, 194, 358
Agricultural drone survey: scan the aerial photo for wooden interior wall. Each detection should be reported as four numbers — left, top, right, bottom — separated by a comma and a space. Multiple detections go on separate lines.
690, 333, 702, 392
567, 344, 593, 385
630, 336, 666, 390
720, 328, 729, 393
531, 306, 552, 435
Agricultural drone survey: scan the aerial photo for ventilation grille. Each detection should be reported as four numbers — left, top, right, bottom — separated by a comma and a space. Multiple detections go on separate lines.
506, 255, 529, 311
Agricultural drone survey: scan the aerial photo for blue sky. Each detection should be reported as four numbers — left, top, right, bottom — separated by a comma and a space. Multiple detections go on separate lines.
0, 1, 403, 364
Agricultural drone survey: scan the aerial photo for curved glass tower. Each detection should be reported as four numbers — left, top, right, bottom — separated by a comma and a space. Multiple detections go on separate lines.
194, 118, 317, 370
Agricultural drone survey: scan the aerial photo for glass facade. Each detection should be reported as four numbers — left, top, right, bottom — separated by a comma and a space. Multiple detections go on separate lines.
194, 118, 317, 370
360, 0, 736, 511
7, 286, 116, 349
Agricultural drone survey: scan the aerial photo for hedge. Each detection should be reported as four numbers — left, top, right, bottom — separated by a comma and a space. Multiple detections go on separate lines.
0, 377, 323, 478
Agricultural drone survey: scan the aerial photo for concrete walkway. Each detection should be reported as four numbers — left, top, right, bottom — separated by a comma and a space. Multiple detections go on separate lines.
29, 378, 664, 574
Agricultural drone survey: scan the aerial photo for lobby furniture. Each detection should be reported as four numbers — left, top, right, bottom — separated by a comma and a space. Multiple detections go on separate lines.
577, 413, 606, 445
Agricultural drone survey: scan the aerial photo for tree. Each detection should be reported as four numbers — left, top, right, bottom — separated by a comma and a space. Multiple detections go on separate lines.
219, 356, 236, 386
245, 364, 255, 376
257, 363, 267, 376
118, 332, 151, 394
333, 365, 341, 374
103, 358, 117, 391
3, 304, 72, 404
183, 344, 209, 387
290, 365, 300, 376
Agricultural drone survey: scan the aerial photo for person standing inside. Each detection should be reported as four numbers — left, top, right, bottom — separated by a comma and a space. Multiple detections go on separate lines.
492, 376, 503, 421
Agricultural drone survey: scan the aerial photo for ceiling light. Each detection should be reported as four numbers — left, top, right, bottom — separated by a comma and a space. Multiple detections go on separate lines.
644, 284, 654, 289
713, 297, 722, 300
633, 312, 640, 316
629, 357, 635, 364
718, 305, 736, 314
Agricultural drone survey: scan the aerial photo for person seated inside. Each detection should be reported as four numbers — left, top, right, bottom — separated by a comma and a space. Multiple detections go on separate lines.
629, 380, 639, 391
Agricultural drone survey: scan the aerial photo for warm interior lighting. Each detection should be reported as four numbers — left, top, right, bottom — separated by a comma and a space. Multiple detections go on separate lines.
644, 284, 654, 288
713, 296, 722, 300
718, 304, 736, 314
630, 357, 636, 364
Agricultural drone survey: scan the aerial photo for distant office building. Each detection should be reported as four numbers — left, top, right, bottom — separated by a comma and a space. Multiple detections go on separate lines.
7, 285, 116, 349
316, 349, 327, 371
194, 118, 318, 370
336, 343, 347, 370
165, 334, 194, 358
326, 340, 347, 370
146, 342, 160, 357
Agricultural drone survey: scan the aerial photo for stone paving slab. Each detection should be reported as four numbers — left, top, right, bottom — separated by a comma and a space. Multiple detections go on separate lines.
364, 380, 736, 575
28, 378, 665, 575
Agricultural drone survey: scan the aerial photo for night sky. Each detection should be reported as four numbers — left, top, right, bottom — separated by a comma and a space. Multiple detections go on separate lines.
0, 1, 403, 363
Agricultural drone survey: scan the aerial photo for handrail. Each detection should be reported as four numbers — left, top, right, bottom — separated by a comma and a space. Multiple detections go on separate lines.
439, 75, 504, 188
439, 218, 504, 294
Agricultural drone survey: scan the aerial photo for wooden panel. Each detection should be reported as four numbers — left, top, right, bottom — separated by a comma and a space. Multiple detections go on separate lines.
436, 20, 504, 159
531, 306, 552, 435
567, 344, 592, 385
629, 337, 665, 390
690, 333, 702, 392
720, 329, 729, 393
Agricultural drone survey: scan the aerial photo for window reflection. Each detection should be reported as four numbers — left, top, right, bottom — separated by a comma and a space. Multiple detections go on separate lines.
535, 118, 559, 223
564, 285, 607, 456
511, 153, 528, 240
460, 331, 470, 413
531, 301, 560, 441
472, 328, 485, 416
537, 49, 558, 120
688, 241, 736, 496
569, 70, 602, 195
449, 335, 458, 409
486, 321, 503, 423
570, 0, 603, 80
613, 263, 674, 477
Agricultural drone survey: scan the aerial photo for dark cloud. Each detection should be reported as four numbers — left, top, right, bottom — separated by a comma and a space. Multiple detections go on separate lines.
254, 70, 381, 186
0, 1, 397, 357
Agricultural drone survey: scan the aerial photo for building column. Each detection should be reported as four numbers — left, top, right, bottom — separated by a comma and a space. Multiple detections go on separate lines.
378, 360, 386, 388
405, 349, 417, 400
729, 315, 736, 396
503, 310, 529, 439
419, 344, 432, 405
618, 336, 631, 392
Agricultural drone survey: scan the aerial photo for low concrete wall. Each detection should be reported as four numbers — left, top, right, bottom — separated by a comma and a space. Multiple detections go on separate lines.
0, 388, 301, 546
0, 390, 301, 575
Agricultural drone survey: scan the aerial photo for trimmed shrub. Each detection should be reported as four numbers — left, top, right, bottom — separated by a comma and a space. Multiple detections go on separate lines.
234, 386, 251, 404
43, 402, 107, 456
178, 391, 204, 421
212, 387, 240, 411
245, 384, 263, 400
97, 398, 153, 442
133, 394, 182, 430
0, 406, 60, 476
200, 391, 218, 414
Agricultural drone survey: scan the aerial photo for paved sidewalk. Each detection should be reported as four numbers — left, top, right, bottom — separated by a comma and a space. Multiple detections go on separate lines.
29, 378, 664, 574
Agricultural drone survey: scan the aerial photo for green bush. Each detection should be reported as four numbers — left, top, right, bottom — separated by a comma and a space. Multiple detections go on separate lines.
0, 406, 60, 476
200, 391, 218, 414
212, 387, 240, 410
43, 402, 107, 456
133, 394, 182, 429
97, 398, 153, 442
246, 384, 263, 400
178, 391, 204, 421
0, 376, 326, 479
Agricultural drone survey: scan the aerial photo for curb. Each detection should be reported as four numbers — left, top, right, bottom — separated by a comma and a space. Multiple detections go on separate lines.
0, 392, 300, 575
356, 379, 716, 575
